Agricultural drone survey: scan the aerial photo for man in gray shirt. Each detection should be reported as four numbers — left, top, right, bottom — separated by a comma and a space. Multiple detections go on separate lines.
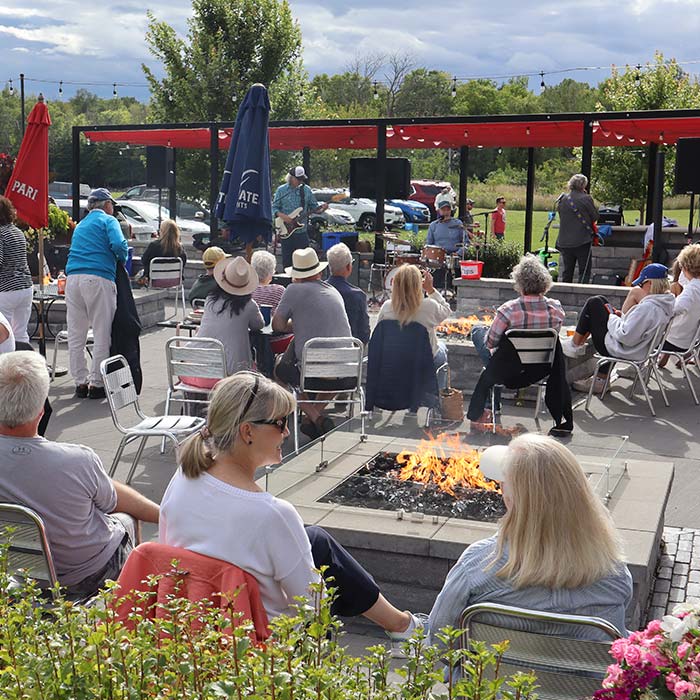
273, 248, 352, 438
0, 351, 159, 598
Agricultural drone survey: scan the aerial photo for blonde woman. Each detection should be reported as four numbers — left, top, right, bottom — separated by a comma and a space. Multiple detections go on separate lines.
140, 219, 187, 283
429, 434, 632, 640
562, 263, 675, 393
376, 264, 450, 386
160, 371, 424, 654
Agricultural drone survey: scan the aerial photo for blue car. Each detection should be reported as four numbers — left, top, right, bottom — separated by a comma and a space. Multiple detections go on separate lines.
387, 199, 431, 224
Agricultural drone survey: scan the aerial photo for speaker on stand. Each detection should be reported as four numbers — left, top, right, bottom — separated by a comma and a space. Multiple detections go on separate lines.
146, 146, 176, 227
674, 138, 700, 240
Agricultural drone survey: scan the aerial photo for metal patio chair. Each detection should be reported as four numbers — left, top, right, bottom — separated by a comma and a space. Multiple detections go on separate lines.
653, 319, 700, 405
148, 257, 186, 321
100, 355, 205, 485
460, 602, 622, 700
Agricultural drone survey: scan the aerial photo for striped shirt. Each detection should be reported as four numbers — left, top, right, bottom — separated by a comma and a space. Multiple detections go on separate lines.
0, 224, 32, 293
486, 295, 565, 350
252, 284, 285, 313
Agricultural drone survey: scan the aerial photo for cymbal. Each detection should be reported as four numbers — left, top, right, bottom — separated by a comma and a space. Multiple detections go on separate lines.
379, 233, 412, 245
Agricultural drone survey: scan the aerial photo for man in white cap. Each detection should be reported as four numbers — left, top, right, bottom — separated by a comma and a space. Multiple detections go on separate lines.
272, 248, 352, 438
65, 187, 128, 400
272, 166, 328, 269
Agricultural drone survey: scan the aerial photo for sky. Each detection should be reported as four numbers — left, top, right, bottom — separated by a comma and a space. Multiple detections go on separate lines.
2, 0, 700, 103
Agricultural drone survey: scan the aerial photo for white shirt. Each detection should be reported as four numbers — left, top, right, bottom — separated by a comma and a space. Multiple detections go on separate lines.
159, 469, 320, 619
0, 311, 15, 353
377, 290, 451, 356
668, 277, 700, 349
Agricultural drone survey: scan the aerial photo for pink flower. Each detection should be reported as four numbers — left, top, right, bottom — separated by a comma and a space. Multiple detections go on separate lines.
671, 680, 699, 698
602, 664, 624, 688
667, 673, 681, 692
678, 642, 692, 659
646, 620, 663, 636
611, 638, 629, 661
624, 645, 643, 667
642, 648, 670, 667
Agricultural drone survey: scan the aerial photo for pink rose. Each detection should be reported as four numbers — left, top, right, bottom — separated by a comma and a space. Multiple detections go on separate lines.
646, 620, 663, 636
672, 680, 696, 698
603, 664, 624, 688
624, 645, 643, 667
611, 638, 629, 661
643, 648, 670, 667
678, 642, 692, 659
667, 673, 681, 692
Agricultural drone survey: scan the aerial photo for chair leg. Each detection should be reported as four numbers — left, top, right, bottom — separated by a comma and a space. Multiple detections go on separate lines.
681, 359, 700, 405
584, 361, 602, 412
125, 436, 148, 485
161, 389, 173, 454
50, 337, 59, 382
109, 435, 133, 477
650, 362, 670, 407
490, 387, 496, 434
632, 365, 656, 417
293, 407, 299, 454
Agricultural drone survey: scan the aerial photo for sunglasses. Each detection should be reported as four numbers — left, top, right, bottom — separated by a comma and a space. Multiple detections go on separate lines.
251, 416, 288, 433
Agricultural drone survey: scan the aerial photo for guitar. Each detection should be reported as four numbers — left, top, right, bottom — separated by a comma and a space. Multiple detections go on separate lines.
274, 207, 309, 239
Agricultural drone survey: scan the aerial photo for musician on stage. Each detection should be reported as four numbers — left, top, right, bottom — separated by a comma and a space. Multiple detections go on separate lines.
461, 197, 479, 232
273, 166, 328, 269
427, 198, 468, 255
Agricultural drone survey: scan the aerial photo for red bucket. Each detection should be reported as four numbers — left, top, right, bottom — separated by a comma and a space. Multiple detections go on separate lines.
460, 260, 484, 279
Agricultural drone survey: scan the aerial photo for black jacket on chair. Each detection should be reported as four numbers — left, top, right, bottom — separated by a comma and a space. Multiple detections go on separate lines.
467, 337, 572, 427
110, 263, 143, 394
365, 320, 439, 413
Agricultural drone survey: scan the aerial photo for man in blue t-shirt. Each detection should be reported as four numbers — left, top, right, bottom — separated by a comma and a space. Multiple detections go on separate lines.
65, 188, 128, 399
272, 166, 327, 268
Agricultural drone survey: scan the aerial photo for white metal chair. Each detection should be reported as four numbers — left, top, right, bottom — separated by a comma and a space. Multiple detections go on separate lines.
0, 503, 58, 596
50, 329, 93, 381
460, 602, 622, 700
148, 257, 186, 320
489, 328, 559, 433
292, 337, 365, 453
653, 319, 700, 405
585, 320, 671, 416
100, 355, 205, 485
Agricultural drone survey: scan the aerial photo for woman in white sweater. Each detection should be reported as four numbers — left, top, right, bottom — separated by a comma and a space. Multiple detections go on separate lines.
377, 264, 451, 386
160, 371, 424, 654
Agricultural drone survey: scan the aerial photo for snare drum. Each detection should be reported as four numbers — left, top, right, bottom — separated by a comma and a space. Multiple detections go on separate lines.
384, 266, 400, 291
421, 245, 447, 268
393, 253, 422, 266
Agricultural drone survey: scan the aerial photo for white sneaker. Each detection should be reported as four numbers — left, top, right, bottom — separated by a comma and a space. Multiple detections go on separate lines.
416, 407, 431, 428
561, 337, 587, 358
386, 612, 429, 658
572, 375, 608, 393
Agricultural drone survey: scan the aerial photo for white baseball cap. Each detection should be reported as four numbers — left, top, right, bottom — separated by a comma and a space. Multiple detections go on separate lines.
289, 166, 308, 180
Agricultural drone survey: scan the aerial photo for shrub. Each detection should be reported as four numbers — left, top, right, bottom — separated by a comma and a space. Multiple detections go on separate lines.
465, 238, 523, 279
0, 547, 538, 699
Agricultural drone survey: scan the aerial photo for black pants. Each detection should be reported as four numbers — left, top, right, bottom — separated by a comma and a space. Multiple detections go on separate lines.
662, 340, 687, 353
306, 525, 380, 617
281, 229, 310, 269
575, 295, 613, 374
559, 243, 592, 283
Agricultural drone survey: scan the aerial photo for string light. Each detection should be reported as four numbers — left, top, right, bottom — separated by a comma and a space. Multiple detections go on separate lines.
168, 92, 174, 102
85, 136, 91, 146
8, 79, 13, 96
451, 77, 457, 98
539, 71, 546, 90
373, 81, 378, 100
58, 81, 63, 96
112, 83, 117, 97
635, 64, 642, 83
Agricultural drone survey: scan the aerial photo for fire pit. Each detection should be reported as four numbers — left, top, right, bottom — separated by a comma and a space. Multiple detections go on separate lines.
437, 313, 494, 339
321, 434, 504, 522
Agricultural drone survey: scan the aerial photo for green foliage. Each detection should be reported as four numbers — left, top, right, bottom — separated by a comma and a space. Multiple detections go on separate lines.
23, 204, 71, 253
465, 238, 523, 279
0, 545, 537, 699
393, 69, 453, 118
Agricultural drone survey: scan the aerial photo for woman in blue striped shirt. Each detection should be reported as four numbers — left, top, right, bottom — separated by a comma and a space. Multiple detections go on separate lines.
429, 434, 632, 641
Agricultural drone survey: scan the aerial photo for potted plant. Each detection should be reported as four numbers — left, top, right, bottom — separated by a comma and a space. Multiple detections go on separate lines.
23, 204, 73, 278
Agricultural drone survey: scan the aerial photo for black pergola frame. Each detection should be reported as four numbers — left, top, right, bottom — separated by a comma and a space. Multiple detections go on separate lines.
72, 107, 700, 258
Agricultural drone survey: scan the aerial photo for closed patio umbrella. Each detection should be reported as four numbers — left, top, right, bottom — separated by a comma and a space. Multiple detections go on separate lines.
215, 83, 272, 260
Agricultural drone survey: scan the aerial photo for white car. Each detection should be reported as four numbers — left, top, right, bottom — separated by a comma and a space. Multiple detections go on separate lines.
117, 200, 210, 243
313, 189, 404, 230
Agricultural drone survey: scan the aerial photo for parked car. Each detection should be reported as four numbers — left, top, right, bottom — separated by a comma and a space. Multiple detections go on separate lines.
409, 179, 455, 218
387, 199, 430, 224
53, 198, 136, 241
312, 189, 404, 231
122, 185, 210, 223
49, 181, 92, 199
116, 200, 210, 243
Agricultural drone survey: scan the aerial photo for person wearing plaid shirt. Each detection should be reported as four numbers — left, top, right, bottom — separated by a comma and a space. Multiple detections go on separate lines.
469, 255, 565, 428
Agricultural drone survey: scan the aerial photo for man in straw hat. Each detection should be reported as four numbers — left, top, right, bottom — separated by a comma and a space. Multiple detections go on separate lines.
188, 246, 229, 305
272, 248, 352, 438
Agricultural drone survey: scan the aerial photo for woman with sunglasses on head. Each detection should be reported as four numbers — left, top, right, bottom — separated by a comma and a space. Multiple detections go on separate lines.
160, 371, 423, 651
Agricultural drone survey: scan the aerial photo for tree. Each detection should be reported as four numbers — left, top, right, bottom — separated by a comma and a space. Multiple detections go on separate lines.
592, 54, 700, 220
539, 78, 599, 114
393, 69, 452, 117
142, 0, 304, 200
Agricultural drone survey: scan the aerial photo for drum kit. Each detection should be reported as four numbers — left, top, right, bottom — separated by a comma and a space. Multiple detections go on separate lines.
369, 233, 461, 300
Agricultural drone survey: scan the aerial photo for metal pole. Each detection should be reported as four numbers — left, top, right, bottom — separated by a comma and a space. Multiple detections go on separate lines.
581, 119, 593, 189
374, 124, 387, 250
524, 147, 535, 253
209, 124, 219, 238
302, 146, 311, 185
645, 142, 659, 224
652, 150, 665, 263
458, 146, 468, 220
168, 148, 177, 220
71, 127, 81, 222
688, 193, 695, 240
20, 73, 25, 136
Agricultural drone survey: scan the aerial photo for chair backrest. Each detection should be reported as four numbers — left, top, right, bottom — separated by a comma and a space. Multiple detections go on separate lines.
505, 328, 559, 366
100, 355, 141, 431
0, 503, 58, 590
300, 337, 363, 393
149, 257, 183, 289
647, 317, 675, 359
165, 336, 227, 388
192, 298, 206, 311
460, 603, 621, 700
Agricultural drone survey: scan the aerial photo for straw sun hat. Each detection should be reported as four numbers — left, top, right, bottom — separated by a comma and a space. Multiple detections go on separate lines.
213, 256, 259, 295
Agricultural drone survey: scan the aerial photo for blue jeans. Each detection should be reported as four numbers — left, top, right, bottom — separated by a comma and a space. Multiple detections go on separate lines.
471, 325, 501, 410
434, 341, 448, 390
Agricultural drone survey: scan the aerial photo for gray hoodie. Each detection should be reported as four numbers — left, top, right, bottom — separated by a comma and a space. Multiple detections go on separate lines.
605, 293, 675, 360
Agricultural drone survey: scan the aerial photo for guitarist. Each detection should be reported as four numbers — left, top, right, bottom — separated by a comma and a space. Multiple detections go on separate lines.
272, 166, 328, 268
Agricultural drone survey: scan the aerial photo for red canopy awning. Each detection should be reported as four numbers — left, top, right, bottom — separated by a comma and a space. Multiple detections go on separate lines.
85, 114, 700, 151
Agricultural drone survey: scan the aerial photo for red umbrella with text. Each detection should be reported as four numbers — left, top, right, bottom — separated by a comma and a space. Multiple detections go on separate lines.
4, 94, 52, 354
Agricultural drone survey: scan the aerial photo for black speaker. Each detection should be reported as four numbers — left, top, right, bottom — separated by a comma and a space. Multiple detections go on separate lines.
674, 138, 700, 194
146, 146, 175, 188
349, 157, 411, 199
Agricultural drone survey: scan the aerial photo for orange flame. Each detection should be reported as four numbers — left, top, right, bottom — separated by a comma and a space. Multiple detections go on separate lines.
394, 433, 500, 496
437, 314, 494, 336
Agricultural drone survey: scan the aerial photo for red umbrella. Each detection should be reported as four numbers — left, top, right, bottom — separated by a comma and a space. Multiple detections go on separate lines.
4, 94, 51, 229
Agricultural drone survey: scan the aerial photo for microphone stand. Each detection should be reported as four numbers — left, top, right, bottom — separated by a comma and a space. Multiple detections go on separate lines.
474, 211, 493, 250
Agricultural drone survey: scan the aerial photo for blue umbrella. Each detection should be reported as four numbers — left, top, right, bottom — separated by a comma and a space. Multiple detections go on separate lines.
216, 83, 272, 245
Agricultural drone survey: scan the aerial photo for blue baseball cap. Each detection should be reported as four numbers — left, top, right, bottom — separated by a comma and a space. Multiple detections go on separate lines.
88, 187, 116, 204
633, 262, 668, 287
